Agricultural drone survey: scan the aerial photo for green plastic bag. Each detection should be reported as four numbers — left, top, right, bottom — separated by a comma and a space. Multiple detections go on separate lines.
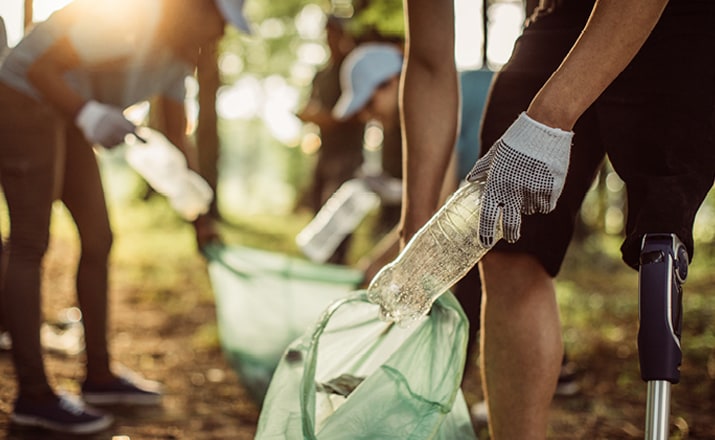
255, 291, 477, 440
204, 244, 364, 402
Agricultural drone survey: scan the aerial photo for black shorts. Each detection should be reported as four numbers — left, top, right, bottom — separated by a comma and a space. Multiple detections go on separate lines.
480, 0, 715, 275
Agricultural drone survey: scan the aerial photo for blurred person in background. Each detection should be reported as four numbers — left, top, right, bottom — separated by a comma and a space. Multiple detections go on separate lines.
332, 42, 409, 275
0, 0, 249, 434
334, 42, 406, 239
296, 14, 365, 265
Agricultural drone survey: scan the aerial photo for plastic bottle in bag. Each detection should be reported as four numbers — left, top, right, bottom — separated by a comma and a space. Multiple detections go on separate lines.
124, 127, 213, 221
367, 178, 502, 324
296, 178, 380, 263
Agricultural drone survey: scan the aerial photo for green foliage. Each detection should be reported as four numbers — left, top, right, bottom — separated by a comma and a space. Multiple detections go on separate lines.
351, 0, 405, 40
212, 0, 410, 218
220, 1, 330, 83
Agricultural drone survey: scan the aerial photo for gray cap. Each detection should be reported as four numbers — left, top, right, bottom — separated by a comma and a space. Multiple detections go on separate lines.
333, 43, 403, 120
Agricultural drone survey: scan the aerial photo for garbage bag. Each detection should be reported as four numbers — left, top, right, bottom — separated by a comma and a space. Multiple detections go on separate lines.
255, 291, 477, 440
204, 244, 364, 403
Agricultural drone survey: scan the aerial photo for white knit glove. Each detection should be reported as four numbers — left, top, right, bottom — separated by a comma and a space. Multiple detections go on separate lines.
75, 100, 135, 148
466, 112, 574, 246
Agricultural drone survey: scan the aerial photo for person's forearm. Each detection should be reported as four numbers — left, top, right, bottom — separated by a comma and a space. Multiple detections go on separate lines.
297, 101, 337, 127
357, 226, 401, 287
161, 97, 200, 170
400, 0, 458, 243
527, 0, 669, 130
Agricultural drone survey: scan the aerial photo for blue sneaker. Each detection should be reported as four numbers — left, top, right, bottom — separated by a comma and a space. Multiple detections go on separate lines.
82, 371, 162, 406
11, 394, 113, 434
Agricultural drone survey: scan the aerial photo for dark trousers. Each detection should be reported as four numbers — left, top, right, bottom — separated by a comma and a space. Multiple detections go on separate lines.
0, 83, 113, 399
482, 0, 715, 274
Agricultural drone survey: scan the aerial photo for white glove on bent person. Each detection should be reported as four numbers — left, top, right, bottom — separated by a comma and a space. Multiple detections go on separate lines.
75, 100, 135, 148
466, 112, 573, 247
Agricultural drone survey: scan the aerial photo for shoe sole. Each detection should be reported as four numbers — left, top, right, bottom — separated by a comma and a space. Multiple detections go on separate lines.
83, 393, 162, 406
10, 412, 113, 434
470, 401, 488, 425
555, 381, 581, 397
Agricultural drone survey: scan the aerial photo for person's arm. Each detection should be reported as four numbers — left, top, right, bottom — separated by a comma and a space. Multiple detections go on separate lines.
26, 34, 136, 147
399, 0, 459, 244
296, 73, 342, 128
158, 96, 220, 249
296, 101, 337, 128
356, 226, 401, 287
403, 0, 669, 246
527, 0, 669, 130
470, 0, 669, 244
296, 98, 340, 128
359, 151, 458, 285
159, 96, 199, 170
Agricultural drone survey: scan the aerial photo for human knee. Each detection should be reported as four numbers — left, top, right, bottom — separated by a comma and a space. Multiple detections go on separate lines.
482, 251, 550, 283
80, 228, 113, 261
479, 251, 555, 308
8, 231, 50, 264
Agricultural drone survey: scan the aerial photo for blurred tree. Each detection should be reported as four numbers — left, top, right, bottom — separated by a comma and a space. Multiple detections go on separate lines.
214, 0, 357, 215
219, 1, 320, 82
197, 41, 221, 217
209, 0, 634, 224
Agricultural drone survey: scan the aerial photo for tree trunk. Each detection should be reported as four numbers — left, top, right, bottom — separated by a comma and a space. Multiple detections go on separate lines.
196, 41, 221, 218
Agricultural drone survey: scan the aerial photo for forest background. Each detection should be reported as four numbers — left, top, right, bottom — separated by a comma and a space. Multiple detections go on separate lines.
0, 0, 714, 438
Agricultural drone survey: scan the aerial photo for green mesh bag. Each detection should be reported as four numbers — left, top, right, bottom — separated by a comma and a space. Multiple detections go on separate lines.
204, 244, 364, 403
255, 291, 477, 440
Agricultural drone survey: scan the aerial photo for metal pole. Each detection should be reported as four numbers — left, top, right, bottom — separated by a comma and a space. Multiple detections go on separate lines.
645, 381, 671, 440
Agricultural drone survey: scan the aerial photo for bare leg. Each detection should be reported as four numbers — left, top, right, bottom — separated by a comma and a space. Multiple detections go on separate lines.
479, 251, 563, 439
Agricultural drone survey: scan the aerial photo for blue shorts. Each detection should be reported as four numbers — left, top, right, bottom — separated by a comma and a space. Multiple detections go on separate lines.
480, 0, 715, 275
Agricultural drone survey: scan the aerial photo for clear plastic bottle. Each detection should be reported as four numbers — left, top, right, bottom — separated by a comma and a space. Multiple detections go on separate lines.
296, 178, 380, 263
366, 178, 502, 324
125, 127, 213, 221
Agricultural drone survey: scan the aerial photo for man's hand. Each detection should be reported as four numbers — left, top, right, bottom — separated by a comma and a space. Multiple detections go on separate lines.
466, 112, 573, 247
75, 100, 135, 148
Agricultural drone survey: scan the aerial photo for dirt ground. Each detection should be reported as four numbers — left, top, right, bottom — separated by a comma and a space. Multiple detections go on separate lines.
0, 236, 261, 440
0, 235, 714, 439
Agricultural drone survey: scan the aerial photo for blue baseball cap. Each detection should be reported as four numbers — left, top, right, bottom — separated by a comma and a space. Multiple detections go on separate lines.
333, 43, 403, 120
